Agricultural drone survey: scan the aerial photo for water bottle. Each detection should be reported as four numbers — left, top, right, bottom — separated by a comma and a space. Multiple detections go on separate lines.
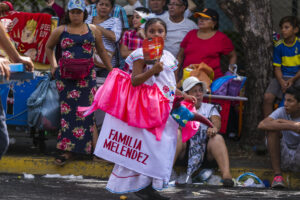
198, 169, 214, 181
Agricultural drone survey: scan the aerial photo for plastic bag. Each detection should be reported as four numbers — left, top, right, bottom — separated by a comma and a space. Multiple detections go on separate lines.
211, 75, 246, 96
27, 73, 60, 130
236, 172, 265, 188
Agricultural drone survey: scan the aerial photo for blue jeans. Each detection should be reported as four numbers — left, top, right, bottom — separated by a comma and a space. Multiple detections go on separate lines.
0, 98, 9, 159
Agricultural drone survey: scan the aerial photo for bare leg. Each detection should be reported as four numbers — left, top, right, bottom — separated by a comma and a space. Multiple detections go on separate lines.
206, 134, 231, 179
173, 129, 187, 166
263, 93, 276, 118
266, 131, 281, 175
92, 124, 98, 150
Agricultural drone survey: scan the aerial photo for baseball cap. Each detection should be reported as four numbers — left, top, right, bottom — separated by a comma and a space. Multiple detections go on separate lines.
182, 76, 207, 93
194, 8, 219, 21
67, 0, 86, 11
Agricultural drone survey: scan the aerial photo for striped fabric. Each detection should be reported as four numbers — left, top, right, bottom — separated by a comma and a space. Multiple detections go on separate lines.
273, 37, 300, 77
96, 17, 122, 67
110, 4, 129, 29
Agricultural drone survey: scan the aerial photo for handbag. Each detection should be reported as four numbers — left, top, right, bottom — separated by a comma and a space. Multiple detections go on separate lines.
27, 73, 60, 130
59, 57, 94, 79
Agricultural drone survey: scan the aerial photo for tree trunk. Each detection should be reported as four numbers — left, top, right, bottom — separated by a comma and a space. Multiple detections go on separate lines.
217, 0, 273, 145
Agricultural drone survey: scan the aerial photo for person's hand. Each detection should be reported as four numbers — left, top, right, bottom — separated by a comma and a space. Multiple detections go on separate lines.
47, 0, 55, 7
183, 93, 196, 104
292, 122, 300, 133
0, 57, 10, 81
16, 56, 34, 72
152, 61, 163, 75
279, 79, 288, 93
286, 78, 295, 88
137, 28, 146, 39
207, 127, 218, 138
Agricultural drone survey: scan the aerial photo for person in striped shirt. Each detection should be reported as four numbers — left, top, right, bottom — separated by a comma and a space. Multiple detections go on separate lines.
264, 16, 300, 118
91, 0, 122, 74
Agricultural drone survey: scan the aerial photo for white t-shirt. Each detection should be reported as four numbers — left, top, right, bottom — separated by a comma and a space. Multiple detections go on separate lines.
154, 9, 192, 20
162, 16, 197, 57
269, 107, 300, 149
196, 102, 220, 130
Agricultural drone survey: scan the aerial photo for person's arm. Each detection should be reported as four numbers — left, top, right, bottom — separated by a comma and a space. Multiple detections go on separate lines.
228, 49, 237, 65
131, 59, 163, 86
90, 24, 113, 71
187, 0, 196, 12
207, 115, 221, 138
120, 44, 132, 59
174, 88, 196, 103
258, 117, 300, 133
0, 57, 10, 80
96, 25, 116, 42
49, 1, 65, 19
176, 47, 185, 82
45, 25, 64, 76
0, 22, 33, 71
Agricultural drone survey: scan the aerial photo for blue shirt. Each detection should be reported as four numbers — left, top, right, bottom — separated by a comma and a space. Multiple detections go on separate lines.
273, 37, 300, 77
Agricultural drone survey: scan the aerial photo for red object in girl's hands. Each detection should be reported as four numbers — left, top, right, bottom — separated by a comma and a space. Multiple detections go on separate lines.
142, 37, 164, 64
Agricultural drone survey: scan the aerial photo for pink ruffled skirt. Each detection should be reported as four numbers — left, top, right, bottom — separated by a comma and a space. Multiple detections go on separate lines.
78, 68, 171, 140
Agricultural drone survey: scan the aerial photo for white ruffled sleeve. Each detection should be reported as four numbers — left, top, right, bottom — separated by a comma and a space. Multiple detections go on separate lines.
125, 48, 144, 72
161, 50, 178, 72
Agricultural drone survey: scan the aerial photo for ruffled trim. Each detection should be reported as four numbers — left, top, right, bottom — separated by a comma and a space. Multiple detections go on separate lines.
125, 48, 178, 72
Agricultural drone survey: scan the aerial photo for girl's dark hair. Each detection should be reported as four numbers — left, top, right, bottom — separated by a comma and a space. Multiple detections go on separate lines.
144, 18, 167, 34
135, 7, 150, 14
41, 7, 57, 16
95, 0, 115, 7
279, 16, 300, 30
286, 86, 300, 102
62, 9, 88, 25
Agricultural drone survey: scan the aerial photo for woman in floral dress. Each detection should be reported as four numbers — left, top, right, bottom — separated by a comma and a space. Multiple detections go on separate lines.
46, 0, 113, 165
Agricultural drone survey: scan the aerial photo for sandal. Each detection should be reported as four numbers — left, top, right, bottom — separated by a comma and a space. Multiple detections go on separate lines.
223, 178, 235, 187
54, 155, 69, 166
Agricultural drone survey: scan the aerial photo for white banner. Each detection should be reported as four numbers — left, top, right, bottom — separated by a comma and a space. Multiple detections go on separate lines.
94, 113, 178, 180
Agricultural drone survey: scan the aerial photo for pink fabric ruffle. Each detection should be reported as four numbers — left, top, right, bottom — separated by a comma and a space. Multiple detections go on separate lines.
181, 100, 200, 143
78, 68, 170, 141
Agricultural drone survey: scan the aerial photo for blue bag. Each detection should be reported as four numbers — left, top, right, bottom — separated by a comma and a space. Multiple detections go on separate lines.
27, 73, 60, 130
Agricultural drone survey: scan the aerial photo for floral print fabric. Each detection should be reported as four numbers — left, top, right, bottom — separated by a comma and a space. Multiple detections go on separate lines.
55, 25, 97, 154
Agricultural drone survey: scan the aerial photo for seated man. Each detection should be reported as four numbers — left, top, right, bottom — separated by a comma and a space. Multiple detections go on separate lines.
174, 76, 233, 187
258, 86, 300, 188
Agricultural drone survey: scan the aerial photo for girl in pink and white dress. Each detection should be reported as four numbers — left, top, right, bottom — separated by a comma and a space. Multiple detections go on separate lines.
101, 18, 195, 199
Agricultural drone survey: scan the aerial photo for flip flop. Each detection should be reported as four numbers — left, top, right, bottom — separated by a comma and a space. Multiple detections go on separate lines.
54, 155, 68, 166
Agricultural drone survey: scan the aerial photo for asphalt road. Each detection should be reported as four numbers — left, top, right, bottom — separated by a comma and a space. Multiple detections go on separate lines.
1, 174, 300, 200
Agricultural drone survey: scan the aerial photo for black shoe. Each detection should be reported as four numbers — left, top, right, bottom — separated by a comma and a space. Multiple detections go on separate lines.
134, 185, 170, 200
223, 178, 234, 187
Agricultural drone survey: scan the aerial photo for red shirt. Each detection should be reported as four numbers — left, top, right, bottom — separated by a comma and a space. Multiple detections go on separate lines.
180, 30, 234, 79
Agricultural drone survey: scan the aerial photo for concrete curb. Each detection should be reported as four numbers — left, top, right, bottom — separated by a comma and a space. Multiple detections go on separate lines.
1, 155, 300, 189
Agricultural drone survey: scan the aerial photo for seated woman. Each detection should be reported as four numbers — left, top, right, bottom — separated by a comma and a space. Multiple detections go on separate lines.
90, 0, 122, 76
174, 76, 234, 187
177, 8, 237, 81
